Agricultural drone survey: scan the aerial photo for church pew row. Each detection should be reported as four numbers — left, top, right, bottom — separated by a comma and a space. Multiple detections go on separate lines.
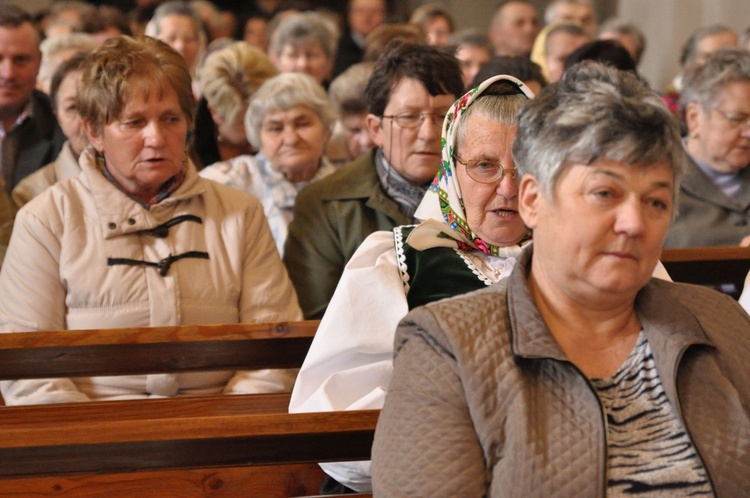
0, 321, 377, 497
661, 246, 750, 299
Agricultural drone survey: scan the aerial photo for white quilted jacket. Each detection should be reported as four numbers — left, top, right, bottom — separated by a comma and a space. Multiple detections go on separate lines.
0, 147, 302, 405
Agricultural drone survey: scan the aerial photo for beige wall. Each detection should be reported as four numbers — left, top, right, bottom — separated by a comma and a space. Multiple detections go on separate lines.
403, 0, 748, 92
618, 0, 750, 91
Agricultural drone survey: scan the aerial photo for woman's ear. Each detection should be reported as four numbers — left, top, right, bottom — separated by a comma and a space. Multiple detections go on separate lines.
82, 120, 103, 153
684, 102, 701, 138
518, 174, 541, 230
207, 104, 224, 127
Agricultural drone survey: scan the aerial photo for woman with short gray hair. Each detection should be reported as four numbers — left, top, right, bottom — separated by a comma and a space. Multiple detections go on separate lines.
665, 47, 750, 247
201, 72, 336, 256
268, 11, 339, 86
513, 60, 684, 200
373, 62, 750, 496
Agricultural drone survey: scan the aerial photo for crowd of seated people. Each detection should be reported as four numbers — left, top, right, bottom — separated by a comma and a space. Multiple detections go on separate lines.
0, 0, 749, 494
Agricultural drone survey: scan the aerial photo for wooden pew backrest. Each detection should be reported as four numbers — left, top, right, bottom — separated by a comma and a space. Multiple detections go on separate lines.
661, 246, 750, 299
0, 320, 319, 380
0, 320, 378, 496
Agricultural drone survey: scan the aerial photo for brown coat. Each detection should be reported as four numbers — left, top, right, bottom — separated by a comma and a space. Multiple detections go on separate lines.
372, 246, 750, 497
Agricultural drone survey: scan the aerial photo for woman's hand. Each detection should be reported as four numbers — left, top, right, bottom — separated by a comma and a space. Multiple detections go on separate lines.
740, 234, 750, 247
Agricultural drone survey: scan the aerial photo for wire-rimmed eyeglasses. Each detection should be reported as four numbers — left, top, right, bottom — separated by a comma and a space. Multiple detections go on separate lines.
454, 155, 518, 184
381, 112, 447, 129
713, 108, 750, 129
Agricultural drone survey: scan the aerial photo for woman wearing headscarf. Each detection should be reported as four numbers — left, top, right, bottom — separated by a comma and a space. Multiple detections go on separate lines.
372, 62, 750, 497
0, 36, 302, 406
289, 75, 535, 494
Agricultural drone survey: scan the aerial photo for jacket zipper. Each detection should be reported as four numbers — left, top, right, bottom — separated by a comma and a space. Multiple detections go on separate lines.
671, 345, 717, 496
570, 361, 609, 498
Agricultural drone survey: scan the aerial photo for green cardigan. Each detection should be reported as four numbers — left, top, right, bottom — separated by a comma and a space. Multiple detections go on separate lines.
283, 149, 411, 319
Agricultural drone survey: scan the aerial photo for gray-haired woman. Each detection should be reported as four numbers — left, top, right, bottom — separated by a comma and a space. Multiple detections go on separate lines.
666, 47, 750, 248
268, 11, 339, 86
200, 72, 336, 256
372, 62, 750, 496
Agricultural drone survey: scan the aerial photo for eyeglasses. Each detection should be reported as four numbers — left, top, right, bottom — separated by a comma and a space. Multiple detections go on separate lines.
381, 112, 446, 129
453, 155, 518, 184
713, 108, 750, 129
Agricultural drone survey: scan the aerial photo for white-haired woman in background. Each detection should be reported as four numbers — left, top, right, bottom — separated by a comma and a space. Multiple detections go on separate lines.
200, 72, 336, 256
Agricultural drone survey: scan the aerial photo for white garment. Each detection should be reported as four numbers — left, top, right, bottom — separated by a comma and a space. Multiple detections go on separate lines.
289, 228, 673, 492
739, 271, 750, 313
289, 228, 518, 492
0, 147, 303, 405
200, 153, 335, 257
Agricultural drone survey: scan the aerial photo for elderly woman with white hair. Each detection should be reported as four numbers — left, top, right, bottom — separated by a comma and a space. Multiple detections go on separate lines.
372, 62, 750, 496
200, 72, 336, 256
666, 47, 750, 248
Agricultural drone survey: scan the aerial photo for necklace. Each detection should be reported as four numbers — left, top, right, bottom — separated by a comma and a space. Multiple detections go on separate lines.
478, 257, 504, 280
465, 252, 506, 282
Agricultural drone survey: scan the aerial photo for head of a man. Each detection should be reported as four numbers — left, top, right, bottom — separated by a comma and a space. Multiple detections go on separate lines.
545, 0, 597, 37
597, 18, 647, 66
0, 5, 42, 124
544, 23, 590, 83
680, 25, 738, 71
489, 1, 539, 57
365, 42, 463, 186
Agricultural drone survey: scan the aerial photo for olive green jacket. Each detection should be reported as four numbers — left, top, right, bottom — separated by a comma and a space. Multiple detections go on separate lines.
0, 179, 17, 266
283, 149, 410, 319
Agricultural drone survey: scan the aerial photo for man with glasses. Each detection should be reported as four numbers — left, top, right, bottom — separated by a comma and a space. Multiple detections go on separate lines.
284, 42, 463, 319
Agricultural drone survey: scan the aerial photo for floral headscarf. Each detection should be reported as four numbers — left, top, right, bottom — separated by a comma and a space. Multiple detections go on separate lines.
408, 75, 535, 256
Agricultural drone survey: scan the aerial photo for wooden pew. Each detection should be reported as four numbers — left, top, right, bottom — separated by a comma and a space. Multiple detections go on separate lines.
0, 320, 320, 379
661, 246, 750, 299
0, 321, 378, 497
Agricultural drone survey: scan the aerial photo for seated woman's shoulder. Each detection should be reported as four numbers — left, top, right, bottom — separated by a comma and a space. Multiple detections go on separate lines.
199, 155, 256, 188
199, 175, 263, 208
297, 153, 375, 199
18, 175, 86, 215
646, 279, 750, 336
650, 278, 739, 308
